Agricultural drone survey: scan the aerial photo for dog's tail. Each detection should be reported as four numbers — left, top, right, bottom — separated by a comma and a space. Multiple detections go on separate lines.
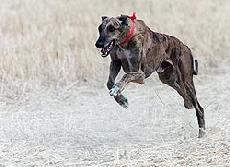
193, 59, 198, 75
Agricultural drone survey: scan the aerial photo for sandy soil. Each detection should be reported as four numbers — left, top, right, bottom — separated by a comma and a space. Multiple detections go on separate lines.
0, 66, 230, 167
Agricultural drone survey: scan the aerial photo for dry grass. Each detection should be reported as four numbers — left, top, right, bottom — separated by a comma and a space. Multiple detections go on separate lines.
0, 0, 230, 95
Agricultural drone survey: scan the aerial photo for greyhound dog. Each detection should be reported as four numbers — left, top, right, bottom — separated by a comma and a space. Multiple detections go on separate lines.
95, 13, 205, 138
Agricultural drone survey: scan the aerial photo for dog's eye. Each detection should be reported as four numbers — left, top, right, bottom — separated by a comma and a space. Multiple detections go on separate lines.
108, 25, 115, 32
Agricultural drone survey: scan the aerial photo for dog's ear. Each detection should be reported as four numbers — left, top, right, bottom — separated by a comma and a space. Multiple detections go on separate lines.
118, 15, 128, 26
102, 16, 108, 21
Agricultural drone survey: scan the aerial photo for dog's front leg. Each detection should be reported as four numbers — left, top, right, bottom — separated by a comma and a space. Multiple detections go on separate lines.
107, 60, 129, 108
109, 35, 145, 108
107, 60, 121, 90
109, 71, 145, 108
109, 71, 145, 96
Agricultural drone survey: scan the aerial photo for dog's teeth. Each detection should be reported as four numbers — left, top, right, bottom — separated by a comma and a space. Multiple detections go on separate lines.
101, 48, 106, 55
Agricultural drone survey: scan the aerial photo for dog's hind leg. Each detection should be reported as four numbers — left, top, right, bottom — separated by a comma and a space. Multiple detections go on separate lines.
158, 59, 205, 138
185, 82, 205, 138
177, 54, 205, 138
157, 60, 192, 108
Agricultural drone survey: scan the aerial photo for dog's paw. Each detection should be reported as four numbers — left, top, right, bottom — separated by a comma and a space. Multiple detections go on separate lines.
109, 85, 120, 96
115, 94, 128, 108
120, 97, 128, 108
198, 128, 206, 138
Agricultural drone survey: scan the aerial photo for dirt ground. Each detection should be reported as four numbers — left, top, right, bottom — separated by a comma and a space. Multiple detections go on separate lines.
0, 61, 229, 167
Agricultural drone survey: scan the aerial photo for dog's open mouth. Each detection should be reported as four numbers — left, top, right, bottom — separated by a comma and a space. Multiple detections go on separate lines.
101, 40, 115, 57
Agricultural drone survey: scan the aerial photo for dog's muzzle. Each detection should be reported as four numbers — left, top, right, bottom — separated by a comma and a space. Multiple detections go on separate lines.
95, 39, 115, 58
101, 40, 115, 57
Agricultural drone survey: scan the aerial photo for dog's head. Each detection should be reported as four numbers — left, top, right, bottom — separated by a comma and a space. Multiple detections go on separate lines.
95, 15, 130, 57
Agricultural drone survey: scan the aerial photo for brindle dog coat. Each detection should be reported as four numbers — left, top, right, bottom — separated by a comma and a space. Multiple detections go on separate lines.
95, 13, 205, 138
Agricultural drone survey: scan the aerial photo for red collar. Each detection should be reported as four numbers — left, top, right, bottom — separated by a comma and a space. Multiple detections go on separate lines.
120, 12, 136, 47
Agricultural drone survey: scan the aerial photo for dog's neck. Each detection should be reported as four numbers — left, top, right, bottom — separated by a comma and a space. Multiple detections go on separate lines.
119, 13, 136, 47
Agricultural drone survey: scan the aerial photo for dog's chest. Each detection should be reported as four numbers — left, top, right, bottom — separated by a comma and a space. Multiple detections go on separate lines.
115, 47, 132, 59
112, 47, 139, 72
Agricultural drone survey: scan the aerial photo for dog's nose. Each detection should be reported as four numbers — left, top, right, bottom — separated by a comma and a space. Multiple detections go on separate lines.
95, 41, 104, 48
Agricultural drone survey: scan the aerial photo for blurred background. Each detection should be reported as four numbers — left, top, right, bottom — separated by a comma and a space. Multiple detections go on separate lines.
0, 0, 230, 97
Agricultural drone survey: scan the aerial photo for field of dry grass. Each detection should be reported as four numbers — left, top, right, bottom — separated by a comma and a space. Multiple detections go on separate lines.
0, 0, 230, 166
1, 0, 230, 95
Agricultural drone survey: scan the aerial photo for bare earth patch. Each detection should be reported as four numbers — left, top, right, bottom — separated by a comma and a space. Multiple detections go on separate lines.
0, 71, 230, 166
